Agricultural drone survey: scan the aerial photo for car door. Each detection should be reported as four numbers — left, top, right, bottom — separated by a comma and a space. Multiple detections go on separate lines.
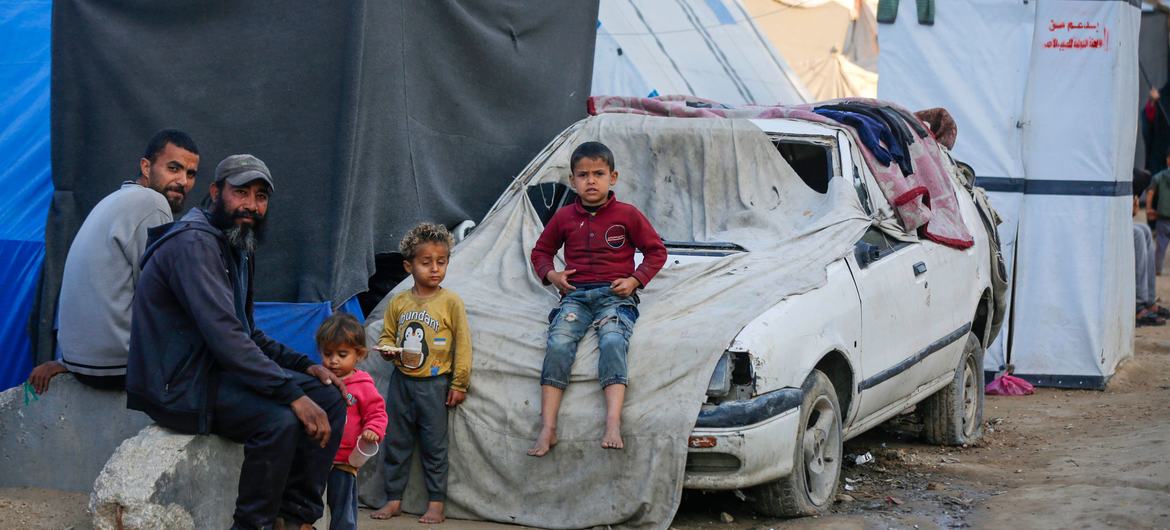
847, 227, 951, 421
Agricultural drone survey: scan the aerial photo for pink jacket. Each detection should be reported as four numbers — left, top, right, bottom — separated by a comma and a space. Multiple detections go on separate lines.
333, 370, 388, 465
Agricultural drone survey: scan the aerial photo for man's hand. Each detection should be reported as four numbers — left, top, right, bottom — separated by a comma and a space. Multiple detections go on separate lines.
306, 364, 347, 398
290, 395, 332, 448
609, 276, 641, 298
446, 389, 467, 408
28, 361, 68, 394
361, 429, 381, 443
546, 269, 577, 293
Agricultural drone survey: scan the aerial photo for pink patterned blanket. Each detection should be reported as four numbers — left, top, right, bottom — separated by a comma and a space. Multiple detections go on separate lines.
588, 95, 974, 249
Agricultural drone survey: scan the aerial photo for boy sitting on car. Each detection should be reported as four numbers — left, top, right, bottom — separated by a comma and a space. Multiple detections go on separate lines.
527, 141, 668, 456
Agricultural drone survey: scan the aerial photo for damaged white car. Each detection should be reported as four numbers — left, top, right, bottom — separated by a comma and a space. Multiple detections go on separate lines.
513, 111, 1002, 517
670, 117, 1004, 516
400, 104, 1005, 526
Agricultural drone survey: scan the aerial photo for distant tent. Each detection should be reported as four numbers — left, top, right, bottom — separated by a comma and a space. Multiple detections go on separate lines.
742, 0, 880, 100
880, 0, 1139, 389
593, 0, 810, 104
795, 50, 878, 100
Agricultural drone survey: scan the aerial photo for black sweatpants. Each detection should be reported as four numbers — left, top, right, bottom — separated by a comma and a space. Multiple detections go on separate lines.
382, 369, 449, 502
212, 370, 346, 530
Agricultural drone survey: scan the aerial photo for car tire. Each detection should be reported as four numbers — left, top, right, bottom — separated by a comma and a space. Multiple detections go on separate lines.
920, 333, 985, 445
750, 369, 842, 517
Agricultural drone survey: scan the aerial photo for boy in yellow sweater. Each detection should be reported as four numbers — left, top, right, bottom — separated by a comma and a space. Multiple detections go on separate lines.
369, 223, 472, 524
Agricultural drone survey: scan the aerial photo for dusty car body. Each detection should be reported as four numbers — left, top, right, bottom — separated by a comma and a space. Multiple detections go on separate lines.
672, 118, 998, 515
455, 111, 1001, 520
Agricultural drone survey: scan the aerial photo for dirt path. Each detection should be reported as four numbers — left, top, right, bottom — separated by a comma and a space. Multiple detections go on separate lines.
5, 302, 1169, 530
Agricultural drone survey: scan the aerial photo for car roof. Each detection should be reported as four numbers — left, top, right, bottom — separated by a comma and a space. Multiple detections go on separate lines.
747, 118, 839, 137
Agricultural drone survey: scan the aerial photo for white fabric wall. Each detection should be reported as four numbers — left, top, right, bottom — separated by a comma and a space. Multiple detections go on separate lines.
592, 0, 809, 104
879, 0, 1138, 386
1011, 1, 1138, 383
878, 0, 1035, 374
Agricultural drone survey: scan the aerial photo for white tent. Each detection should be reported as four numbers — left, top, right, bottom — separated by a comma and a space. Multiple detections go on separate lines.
879, 0, 1139, 388
592, 0, 810, 105
741, 0, 880, 100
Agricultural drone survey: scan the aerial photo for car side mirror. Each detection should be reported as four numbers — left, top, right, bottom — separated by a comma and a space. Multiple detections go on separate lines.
854, 241, 881, 268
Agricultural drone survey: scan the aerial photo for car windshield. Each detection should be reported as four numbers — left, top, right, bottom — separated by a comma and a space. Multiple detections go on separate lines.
522, 114, 862, 251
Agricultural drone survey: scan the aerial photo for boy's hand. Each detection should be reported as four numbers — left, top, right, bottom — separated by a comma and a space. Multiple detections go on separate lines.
446, 389, 467, 408
546, 269, 577, 293
361, 429, 381, 443
376, 345, 401, 361
610, 276, 641, 298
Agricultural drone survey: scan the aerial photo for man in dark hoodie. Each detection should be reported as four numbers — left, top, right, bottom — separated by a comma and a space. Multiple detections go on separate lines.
126, 154, 346, 530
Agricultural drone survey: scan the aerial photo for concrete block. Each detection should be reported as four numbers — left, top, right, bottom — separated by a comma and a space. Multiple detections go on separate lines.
0, 374, 152, 492
90, 425, 243, 530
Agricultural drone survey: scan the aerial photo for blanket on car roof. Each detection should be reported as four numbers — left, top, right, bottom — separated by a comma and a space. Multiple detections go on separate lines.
589, 95, 975, 250
357, 114, 871, 528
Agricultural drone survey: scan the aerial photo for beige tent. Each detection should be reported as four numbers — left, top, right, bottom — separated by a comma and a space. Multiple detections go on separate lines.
741, 0, 879, 100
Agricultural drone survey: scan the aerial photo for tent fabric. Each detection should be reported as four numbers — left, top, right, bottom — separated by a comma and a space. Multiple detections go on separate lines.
741, 0, 880, 99
0, 0, 52, 390
1010, 1, 1138, 385
356, 113, 870, 528
795, 52, 879, 101
1136, 7, 1168, 171
587, 95, 974, 249
879, 0, 1036, 374
253, 297, 365, 364
879, 0, 1138, 386
35, 1, 600, 364
592, 0, 810, 105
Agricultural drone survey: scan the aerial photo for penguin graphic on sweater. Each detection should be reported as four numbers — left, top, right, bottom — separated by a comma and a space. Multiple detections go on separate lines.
401, 322, 429, 368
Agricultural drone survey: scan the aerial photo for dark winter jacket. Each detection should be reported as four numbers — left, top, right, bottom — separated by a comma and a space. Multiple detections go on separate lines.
126, 209, 313, 434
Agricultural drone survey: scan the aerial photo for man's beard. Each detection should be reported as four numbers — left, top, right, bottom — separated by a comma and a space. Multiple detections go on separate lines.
209, 196, 266, 252
150, 181, 187, 214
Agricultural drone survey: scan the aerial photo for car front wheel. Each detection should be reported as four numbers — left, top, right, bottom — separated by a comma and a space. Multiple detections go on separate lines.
750, 369, 842, 517
920, 332, 985, 445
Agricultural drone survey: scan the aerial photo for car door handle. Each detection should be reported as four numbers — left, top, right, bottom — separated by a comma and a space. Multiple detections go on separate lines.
913, 261, 928, 276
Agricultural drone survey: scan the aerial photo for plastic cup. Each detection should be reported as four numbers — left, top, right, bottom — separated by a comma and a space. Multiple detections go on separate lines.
348, 437, 380, 468
401, 344, 423, 369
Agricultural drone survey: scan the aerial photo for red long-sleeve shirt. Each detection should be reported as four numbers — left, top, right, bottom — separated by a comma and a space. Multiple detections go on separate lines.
531, 193, 667, 288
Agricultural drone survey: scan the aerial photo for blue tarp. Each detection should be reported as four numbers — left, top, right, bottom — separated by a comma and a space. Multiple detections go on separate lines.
255, 297, 364, 363
0, 0, 52, 391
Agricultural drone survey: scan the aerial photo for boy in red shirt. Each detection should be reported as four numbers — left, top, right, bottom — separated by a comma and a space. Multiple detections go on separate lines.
316, 313, 388, 530
527, 141, 667, 457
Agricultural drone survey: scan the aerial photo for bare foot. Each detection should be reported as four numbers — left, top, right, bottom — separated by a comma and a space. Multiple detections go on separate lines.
601, 422, 624, 449
419, 501, 445, 524
527, 426, 558, 457
370, 500, 402, 519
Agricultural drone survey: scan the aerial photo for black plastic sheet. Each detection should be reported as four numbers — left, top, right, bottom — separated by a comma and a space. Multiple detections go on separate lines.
35, 0, 598, 361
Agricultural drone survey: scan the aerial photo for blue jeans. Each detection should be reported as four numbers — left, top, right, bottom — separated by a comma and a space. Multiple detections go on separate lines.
541, 284, 639, 389
326, 467, 357, 530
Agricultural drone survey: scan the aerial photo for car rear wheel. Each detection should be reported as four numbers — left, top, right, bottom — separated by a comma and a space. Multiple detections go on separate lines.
920, 333, 985, 445
750, 369, 842, 517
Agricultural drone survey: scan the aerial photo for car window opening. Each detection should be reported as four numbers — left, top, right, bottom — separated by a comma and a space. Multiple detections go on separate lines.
773, 140, 832, 194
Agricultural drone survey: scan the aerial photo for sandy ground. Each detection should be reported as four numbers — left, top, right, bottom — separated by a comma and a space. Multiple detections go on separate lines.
5, 295, 1169, 530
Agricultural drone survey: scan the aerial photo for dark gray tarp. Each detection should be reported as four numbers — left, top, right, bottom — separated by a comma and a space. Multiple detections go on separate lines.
1137, 7, 1168, 172
34, 0, 599, 361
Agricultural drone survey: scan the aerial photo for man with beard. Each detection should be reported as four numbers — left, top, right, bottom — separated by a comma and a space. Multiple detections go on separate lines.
126, 154, 346, 530
27, 129, 199, 393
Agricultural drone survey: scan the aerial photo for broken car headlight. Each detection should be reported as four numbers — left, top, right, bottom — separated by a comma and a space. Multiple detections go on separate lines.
706, 351, 732, 398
